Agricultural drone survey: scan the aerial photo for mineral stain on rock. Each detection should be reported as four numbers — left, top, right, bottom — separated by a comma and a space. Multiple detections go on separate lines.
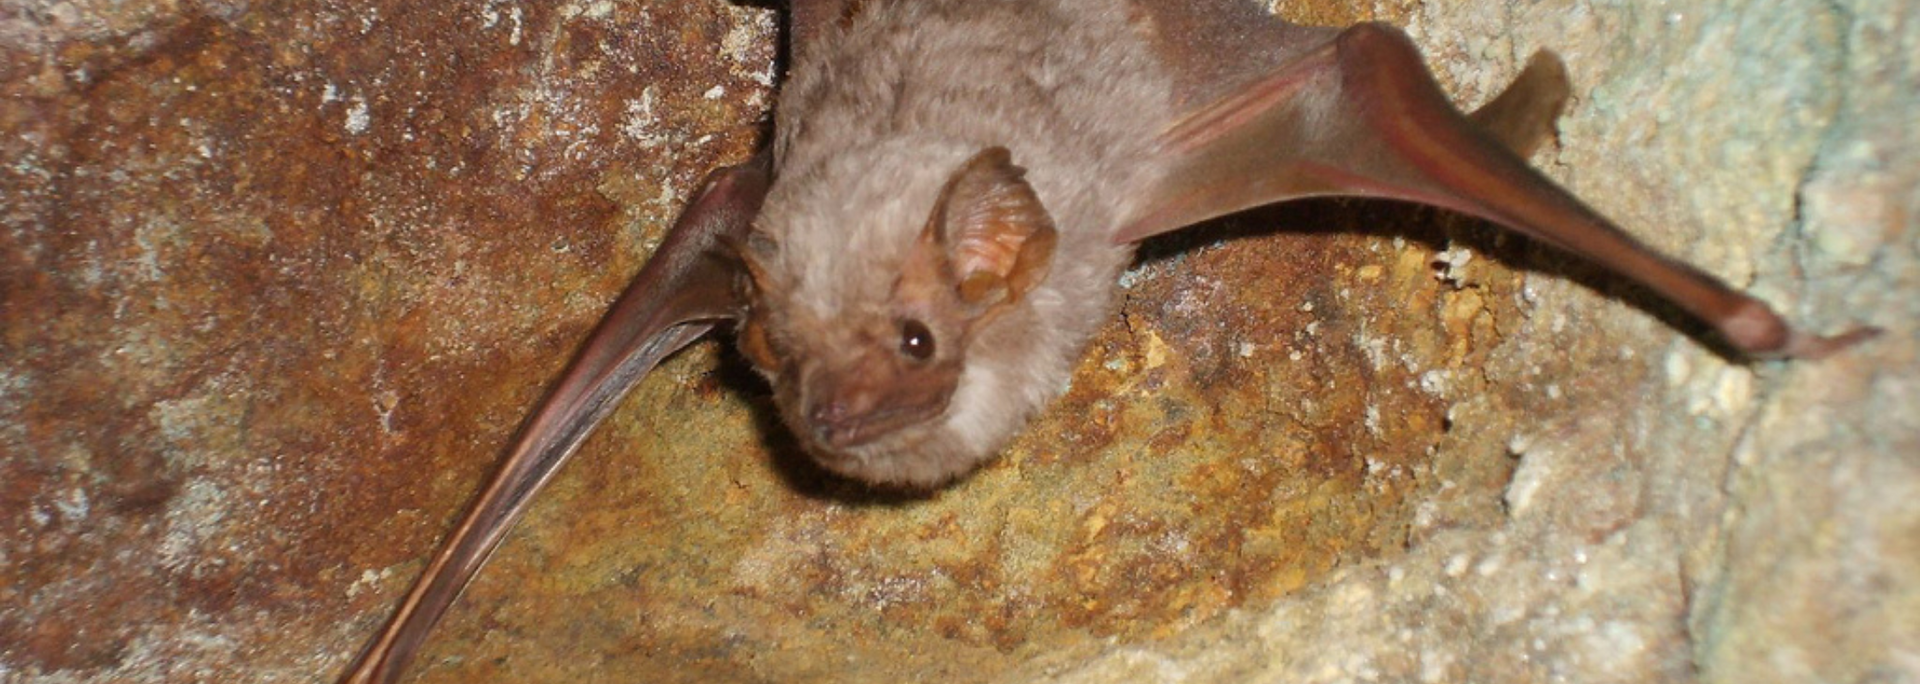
3, 1, 1913, 684
2, 0, 773, 679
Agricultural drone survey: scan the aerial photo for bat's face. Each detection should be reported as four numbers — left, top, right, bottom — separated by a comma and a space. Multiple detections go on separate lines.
734, 252, 972, 473
732, 147, 1059, 487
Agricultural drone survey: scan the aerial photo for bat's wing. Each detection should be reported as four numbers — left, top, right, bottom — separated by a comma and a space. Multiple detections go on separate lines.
338, 152, 770, 684
1117, 21, 1876, 360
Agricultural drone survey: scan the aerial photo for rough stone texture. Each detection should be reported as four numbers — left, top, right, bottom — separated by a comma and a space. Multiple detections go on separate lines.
1, 1, 1912, 683
1017, 1, 1920, 682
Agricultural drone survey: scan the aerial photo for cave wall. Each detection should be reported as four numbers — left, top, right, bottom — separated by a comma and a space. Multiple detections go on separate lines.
1, 0, 1912, 682
1025, 1, 1919, 681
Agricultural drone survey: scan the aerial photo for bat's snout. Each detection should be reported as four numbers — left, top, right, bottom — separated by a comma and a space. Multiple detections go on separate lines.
796, 361, 955, 451
805, 387, 945, 449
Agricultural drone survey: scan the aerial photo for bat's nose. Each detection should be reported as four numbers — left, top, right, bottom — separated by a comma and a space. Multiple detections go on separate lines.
808, 392, 877, 448
810, 400, 847, 426
807, 386, 943, 450
810, 403, 848, 446
797, 361, 955, 451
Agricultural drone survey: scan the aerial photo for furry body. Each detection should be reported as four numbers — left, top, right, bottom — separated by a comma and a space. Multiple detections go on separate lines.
747, 0, 1174, 485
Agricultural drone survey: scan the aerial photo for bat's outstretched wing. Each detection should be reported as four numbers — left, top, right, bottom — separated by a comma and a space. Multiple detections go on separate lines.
339, 152, 770, 684
1118, 21, 1876, 360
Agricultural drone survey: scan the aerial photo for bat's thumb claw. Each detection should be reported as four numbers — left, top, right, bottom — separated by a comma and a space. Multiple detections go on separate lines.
1774, 325, 1883, 361
1721, 302, 1880, 361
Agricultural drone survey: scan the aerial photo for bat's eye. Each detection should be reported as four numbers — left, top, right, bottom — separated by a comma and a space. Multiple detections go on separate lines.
899, 319, 936, 361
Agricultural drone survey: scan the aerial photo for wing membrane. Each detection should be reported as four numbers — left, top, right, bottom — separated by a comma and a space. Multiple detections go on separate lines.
1118, 23, 1874, 359
339, 152, 771, 684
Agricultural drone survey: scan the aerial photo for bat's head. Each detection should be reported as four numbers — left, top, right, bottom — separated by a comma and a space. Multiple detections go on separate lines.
732, 147, 1059, 487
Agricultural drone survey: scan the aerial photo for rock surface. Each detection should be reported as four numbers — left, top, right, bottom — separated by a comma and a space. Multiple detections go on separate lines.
1, 1, 1911, 683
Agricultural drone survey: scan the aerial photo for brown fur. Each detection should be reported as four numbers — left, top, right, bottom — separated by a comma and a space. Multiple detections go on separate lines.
744, 0, 1172, 485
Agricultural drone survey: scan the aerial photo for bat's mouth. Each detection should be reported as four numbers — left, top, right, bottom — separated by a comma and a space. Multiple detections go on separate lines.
797, 406, 972, 489
805, 397, 947, 451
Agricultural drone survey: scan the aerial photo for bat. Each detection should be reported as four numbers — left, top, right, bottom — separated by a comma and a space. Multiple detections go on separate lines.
338, 0, 1878, 681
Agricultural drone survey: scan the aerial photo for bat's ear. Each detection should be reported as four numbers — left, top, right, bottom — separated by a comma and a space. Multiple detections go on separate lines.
717, 233, 784, 371
911, 147, 1058, 316
719, 233, 779, 298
